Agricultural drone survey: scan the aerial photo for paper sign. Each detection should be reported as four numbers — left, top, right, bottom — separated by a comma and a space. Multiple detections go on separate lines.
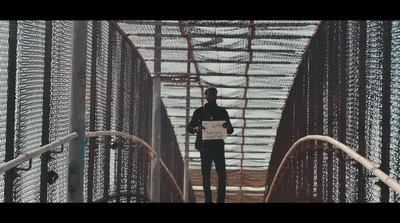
202, 121, 227, 140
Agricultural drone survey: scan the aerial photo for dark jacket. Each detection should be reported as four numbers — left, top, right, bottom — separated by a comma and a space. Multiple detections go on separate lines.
187, 103, 234, 151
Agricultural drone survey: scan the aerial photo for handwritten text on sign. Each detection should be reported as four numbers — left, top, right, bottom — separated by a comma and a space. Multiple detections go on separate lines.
202, 121, 227, 140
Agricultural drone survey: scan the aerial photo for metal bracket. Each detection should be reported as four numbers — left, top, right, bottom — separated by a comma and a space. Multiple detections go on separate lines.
341, 150, 354, 162
51, 143, 64, 154
325, 143, 339, 152
15, 158, 32, 171
363, 166, 375, 178
313, 140, 326, 149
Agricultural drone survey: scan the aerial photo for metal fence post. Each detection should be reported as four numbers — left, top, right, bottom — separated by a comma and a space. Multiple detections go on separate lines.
184, 50, 191, 202
67, 21, 87, 202
151, 22, 162, 202
4, 20, 18, 203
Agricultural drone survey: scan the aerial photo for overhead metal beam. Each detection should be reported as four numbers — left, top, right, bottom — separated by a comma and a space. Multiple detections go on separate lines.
144, 58, 298, 64
162, 83, 290, 90
120, 20, 319, 27
136, 46, 300, 53
172, 115, 283, 120
189, 163, 269, 168
165, 105, 284, 110
158, 72, 296, 78
185, 20, 320, 27
181, 132, 276, 138
162, 96, 287, 101
127, 33, 314, 39
176, 124, 276, 129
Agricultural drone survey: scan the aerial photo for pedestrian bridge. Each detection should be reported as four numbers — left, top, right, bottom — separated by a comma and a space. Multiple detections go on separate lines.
0, 20, 400, 202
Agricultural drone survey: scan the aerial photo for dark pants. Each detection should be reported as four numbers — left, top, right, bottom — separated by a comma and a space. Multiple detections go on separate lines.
200, 141, 226, 203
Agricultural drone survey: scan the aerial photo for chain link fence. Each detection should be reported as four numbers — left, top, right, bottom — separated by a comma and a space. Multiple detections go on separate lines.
266, 20, 400, 203
0, 20, 195, 202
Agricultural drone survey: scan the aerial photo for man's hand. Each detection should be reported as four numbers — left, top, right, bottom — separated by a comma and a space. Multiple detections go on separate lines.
197, 125, 205, 132
222, 122, 231, 131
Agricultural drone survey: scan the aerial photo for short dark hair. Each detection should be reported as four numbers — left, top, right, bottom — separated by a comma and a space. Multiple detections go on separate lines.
205, 86, 218, 95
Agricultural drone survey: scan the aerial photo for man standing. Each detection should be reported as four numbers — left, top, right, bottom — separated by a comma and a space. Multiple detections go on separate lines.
187, 86, 234, 203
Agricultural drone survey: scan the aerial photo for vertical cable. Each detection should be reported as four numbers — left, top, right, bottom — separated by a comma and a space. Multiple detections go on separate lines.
358, 20, 367, 203
115, 39, 126, 202
40, 20, 53, 203
380, 20, 392, 202
338, 20, 347, 203
102, 22, 114, 200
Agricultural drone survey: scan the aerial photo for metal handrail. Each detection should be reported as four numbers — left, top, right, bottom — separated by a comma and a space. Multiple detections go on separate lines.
85, 130, 185, 202
85, 131, 156, 158
0, 130, 184, 202
0, 132, 78, 174
265, 135, 400, 202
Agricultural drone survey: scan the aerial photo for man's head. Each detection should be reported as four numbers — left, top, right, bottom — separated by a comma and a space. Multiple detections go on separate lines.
205, 86, 218, 105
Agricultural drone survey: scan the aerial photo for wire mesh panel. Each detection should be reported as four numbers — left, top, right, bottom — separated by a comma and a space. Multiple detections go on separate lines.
13, 20, 46, 202
364, 20, 385, 202
46, 20, 73, 202
266, 20, 400, 203
0, 20, 10, 202
390, 20, 400, 202
0, 21, 74, 202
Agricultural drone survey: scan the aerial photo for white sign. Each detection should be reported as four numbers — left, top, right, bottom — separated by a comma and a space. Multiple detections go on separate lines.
202, 121, 227, 140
